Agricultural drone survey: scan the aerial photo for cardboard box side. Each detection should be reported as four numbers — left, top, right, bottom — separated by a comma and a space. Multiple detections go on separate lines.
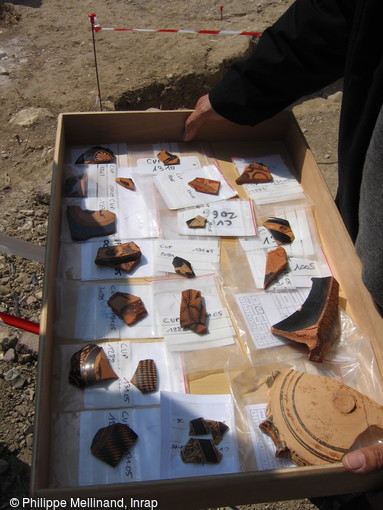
31, 114, 66, 491
31, 465, 383, 509
31, 110, 383, 503
60, 109, 291, 145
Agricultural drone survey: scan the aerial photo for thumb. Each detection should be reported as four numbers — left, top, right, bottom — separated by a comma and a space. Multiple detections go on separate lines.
343, 445, 383, 473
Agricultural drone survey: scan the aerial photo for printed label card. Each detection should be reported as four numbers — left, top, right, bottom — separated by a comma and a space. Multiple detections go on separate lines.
160, 392, 239, 479
177, 200, 257, 237
132, 141, 213, 174
115, 171, 160, 239
154, 164, 237, 210
235, 289, 310, 349
74, 282, 159, 340
79, 407, 161, 485
155, 238, 220, 276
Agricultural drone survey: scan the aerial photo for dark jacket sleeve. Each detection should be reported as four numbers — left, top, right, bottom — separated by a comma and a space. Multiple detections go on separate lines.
209, 0, 355, 125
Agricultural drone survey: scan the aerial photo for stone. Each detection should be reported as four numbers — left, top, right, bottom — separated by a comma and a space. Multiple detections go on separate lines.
9, 107, 54, 127
66, 206, 116, 241
236, 162, 273, 184
115, 177, 135, 191
75, 146, 114, 164
259, 368, 383, 466
180, 289, 208, 335
16, 331, 39, 359
186, 215, 208, 229
3, 348, 16, 362
4, 368, 25, 389
107, 292, 148, 326
172, 256, 195, 278
69, 344, 118, 388
271, 276, 340, 362
95, 241, 141, 273
157, 150, 180, 165
91, 423, 138, 467
264, 246, 288, 289
188, 177, 221, 195
263, 217, 295, 244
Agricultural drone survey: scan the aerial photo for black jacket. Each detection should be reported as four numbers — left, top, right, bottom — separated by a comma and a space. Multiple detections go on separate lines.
209, 0, 383, 242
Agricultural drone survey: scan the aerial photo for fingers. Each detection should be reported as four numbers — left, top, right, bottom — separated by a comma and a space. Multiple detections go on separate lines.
183, 94, 223, 141
343, 445, 383, 474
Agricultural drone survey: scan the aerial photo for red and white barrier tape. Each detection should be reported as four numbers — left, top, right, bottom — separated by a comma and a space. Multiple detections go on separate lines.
88, 13, 262, 38
0, 311, 40, 335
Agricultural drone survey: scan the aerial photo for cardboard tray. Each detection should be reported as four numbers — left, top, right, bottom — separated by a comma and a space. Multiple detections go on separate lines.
31, 110, 383, 508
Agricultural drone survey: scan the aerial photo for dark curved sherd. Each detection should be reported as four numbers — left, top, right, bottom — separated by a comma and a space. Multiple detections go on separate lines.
66, 205, 116, 241
69, 344, 118, 388
271, 276, 340, 362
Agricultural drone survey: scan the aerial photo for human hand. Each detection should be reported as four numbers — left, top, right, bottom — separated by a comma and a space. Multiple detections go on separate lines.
343, 445, 383, 474
183, 94, 225, 141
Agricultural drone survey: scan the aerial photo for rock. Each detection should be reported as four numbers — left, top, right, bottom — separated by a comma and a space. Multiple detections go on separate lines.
327, 91, 343, 103
4, 368, 25, 389
0, 65, 9, 75
9, 107, 54, 127
16, 331, 39, 359
3, 347, 16, 362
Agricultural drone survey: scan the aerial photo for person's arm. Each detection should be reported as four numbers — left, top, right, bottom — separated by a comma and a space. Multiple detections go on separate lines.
184, 0, 355, 140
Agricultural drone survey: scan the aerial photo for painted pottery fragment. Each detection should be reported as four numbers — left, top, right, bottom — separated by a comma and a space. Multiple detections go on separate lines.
186, 215, 208, 229
90, 423, 138, 467
259, 368, 383, 466
66, 206, 116, 241
263, 217, 295, 244
75, 146, 114, 164
157, 150, 180, 165
236, 162, 273, 184
115, 177, 135, 191
181, 438, 222, 464
64, 175, 88, 197
107, 291, 148, 326
69, 344, 118, 388
264, 246, 288, 289
95, 241, 142, 273
188, 178, 221, 195
172, 256, 195, 278
130, 359, 157, 393
180, 289, 208, 335
189, 417, 229, 445
271, 276, 339, 362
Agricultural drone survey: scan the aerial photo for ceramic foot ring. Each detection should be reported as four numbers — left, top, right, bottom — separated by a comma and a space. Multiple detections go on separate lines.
259, 368, 383, 466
